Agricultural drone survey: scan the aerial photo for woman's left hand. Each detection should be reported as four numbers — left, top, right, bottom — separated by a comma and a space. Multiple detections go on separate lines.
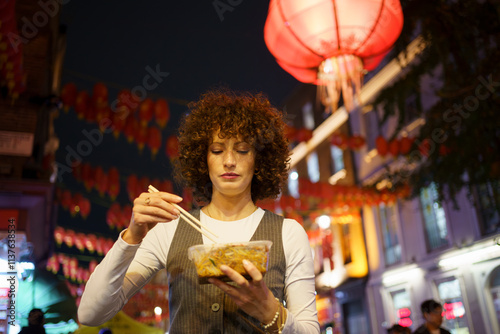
208, 260, 279, 324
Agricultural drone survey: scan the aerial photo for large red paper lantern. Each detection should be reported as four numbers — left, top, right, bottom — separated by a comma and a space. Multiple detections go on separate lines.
264, 0, 404, 112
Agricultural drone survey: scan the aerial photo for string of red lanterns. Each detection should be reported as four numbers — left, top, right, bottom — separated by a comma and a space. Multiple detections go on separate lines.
0, 0, 26, 101
56, 189, 92, 219
54, 226, 115, 255
60, 82, 169, 159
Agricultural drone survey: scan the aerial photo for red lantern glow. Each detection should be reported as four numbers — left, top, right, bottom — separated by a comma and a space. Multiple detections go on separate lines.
264, 0, 404, 112
154, 98, 170, 128
107, 167, 121, 200
139, 98, 155, 126
60, 83, 78, 111
399, 136, 413, 155
376, 136, 388, 157
74, 91, 90, 119
92, 82, 108, 110
165, 135, 179, 158
147, 126, 162, 159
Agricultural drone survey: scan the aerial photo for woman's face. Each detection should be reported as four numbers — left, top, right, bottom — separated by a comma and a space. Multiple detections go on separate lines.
207, 132, 255, 199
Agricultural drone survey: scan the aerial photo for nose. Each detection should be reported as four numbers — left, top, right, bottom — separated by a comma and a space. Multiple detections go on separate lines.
223, 151, 236, 168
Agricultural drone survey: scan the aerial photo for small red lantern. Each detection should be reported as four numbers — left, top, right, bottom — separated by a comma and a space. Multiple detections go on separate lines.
349, 135, 366, 150
112, 111, 127, 139
376, 136, 388, 157
165, 135, 179, 158
139, 98, 155, 126
54, 226, 65, 245
116, 89, 139, 116
94, 166, 108, 196
85, 234, 97, 253
107, 167, 121, 200
92, 82, 108, 110
154, 98, 170, 128
264, 0, 404, 112
135, 124, 148, 152
75, 233, 86, 252
399, 136, 413, 155
126, 174, 139, 201
124, 116, 139, 143
64, 229, 76, 248
60, 82, 78, 111
79, 197, 91, 219
74, 91, 90, 119
107, 203, 121, 229
60, 189, 72, 209
81, 163, 95, 191
331, 133, 349, 150
147, 126, 162, 159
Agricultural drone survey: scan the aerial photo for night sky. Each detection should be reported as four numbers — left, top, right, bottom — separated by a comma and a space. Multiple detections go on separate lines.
54, 1, 299, 239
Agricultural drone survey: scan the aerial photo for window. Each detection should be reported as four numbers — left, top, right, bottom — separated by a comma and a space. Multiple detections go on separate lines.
420, 183, 449, 251
307, 151, 320, 183
436, 278, 470, 333
391, 289, 413, 328
475, 181, 500, 235
489, 266, 500, 330
330, 145, 345, 174
379, 203, 401, 266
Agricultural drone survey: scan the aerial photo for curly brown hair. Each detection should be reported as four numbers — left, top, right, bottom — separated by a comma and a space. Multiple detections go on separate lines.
174, 88, 290, 203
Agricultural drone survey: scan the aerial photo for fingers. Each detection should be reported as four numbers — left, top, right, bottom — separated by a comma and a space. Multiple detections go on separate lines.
133, 192, 182, 224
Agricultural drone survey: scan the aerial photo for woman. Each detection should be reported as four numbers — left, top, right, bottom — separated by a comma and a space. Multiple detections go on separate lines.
78, 89, 319, 333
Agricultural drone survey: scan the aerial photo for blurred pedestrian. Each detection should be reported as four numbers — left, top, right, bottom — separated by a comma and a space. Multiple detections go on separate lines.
413, 299, 451, 334
19, 308, 46, 334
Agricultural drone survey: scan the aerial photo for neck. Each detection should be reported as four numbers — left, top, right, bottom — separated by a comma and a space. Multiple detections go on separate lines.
205, 192, 256, 221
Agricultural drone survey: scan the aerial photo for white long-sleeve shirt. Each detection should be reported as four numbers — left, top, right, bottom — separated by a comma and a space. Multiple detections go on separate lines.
78, 208, 320, 333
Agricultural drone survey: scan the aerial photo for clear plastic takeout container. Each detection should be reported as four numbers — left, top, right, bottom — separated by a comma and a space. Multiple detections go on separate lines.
187, 240, 273, 284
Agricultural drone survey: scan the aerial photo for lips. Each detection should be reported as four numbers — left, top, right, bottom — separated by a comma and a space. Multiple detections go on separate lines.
221, 172, 239, 179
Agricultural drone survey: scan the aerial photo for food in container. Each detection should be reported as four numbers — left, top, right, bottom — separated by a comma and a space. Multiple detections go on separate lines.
188, 240, 272, 284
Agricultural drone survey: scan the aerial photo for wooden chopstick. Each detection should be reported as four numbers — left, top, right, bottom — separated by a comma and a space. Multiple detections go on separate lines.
148, 185, 219, 242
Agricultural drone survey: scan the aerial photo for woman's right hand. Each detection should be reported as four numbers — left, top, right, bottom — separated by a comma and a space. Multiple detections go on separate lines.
122, 191, 183, 244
